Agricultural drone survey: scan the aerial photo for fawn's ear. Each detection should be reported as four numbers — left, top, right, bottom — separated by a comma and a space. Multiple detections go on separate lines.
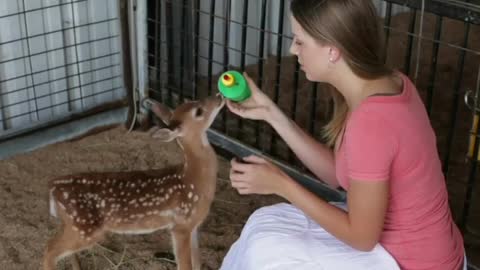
148, 126, 182, 142
151, 102, 172, 125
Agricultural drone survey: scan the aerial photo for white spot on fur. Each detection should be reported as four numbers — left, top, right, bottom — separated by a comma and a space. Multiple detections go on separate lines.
49, 188, 57, 217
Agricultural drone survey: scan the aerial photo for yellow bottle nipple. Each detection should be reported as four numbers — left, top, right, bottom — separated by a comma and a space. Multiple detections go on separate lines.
221, 73, 235, 87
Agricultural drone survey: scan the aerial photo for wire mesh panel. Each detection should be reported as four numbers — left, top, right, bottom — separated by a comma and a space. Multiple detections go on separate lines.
0, 0, 124, 139
146, 0, 480, 266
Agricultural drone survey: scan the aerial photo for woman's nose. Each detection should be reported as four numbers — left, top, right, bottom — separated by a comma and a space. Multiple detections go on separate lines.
289, 42, 297, 55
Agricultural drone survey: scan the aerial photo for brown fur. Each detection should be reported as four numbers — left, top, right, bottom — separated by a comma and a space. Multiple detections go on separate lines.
43, 95, 225, 270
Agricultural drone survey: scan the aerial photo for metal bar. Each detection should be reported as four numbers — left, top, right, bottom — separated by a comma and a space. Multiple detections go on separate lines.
468, 261, 480, 270
207, 128, 346, 202
0, 83, 7, 130
461, 66, 480, 234
0, 18, 117, 47
107, 0, 116, 102
462, 129, 480, 233
149, 67, 226, 90
0, 0, 88, 20
443, 22, 471, 174
404, 9, 417, 75
179, 0, 187, 103
289, 61, 301, 164
222, 0, 230, 74
153, 0, 163, 102
192, 0, 200, 100
151, 34, 262, 60
20, 0, 40, 121
0, 35, 118, 66
383, 2, 392, 62
1, 75, 122, 111
270, 0, 285, 155
147, 12, 295, 40
240, 0, 248, 71
59, 2, 74, 112
86, 0, 97, 105
207, 0, 216, 97
165, 1, 174, 106
236, 0, 249, 138
2, 86, 123, 123
1, 64, 120, 99
309, 82, 318, 134
221, 0, 231, 134
426, 16, 443, 115
69, 0, 86, 109
0, 52, 119, 85
118, 0, 135, 127
256, 0, 267, 149
382, 0, 480, 25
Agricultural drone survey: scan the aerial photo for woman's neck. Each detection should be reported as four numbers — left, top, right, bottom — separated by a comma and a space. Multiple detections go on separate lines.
328, 62, 401, 111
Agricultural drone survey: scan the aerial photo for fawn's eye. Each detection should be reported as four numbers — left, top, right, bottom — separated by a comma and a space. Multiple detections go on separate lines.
195, 107, 204, 117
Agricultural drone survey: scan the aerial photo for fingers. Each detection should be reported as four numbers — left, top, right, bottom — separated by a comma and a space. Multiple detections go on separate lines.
243, 155, 268, 164
226, 100, 244, 116
230, 158, 253, 173
230, 178, 249, 189
229, 166, 252, 194
243, 72, 257, 92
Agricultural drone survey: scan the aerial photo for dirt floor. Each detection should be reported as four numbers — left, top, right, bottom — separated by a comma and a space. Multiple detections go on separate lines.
0, 125, 284, 270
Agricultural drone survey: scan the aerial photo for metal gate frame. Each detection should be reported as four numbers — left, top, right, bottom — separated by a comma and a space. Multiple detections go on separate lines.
0, 0, 133, 144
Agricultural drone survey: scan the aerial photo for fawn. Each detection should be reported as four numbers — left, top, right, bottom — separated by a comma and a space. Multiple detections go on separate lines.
44, 95, 225, 270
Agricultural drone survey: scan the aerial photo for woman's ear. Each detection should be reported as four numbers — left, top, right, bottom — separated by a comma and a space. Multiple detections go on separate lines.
328, 46, 341, 63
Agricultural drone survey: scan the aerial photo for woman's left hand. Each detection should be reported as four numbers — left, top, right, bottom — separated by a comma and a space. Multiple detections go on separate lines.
229, 155, 291, 196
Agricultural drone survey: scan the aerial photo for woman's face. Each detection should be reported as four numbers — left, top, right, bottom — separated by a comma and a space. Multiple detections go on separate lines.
289, 16, 333, 82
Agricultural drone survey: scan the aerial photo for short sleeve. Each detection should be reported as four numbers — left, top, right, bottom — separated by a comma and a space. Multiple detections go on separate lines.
344, 110, 397, 181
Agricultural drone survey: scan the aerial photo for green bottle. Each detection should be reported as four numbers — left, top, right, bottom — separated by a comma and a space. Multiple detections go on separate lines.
217, 70, 251, 102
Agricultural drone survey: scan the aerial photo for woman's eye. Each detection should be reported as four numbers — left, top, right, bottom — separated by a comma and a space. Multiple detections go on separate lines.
293, 37, 302, 46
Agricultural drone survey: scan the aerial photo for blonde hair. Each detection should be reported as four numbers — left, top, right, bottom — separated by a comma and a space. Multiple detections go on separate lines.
290, 0, 393, 147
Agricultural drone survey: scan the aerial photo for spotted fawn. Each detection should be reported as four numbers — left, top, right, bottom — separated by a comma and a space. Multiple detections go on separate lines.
44, 95, 225, 270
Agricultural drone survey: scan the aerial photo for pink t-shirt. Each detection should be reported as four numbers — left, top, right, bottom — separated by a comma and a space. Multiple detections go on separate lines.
335, 72, 464, 270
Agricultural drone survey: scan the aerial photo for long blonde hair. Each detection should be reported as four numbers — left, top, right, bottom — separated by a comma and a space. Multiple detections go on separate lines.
290, 0, 393, 147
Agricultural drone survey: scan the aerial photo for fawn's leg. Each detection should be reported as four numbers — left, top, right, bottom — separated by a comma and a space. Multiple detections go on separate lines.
171, 227, 193, 270
191, 227, 201, 270
43, 224, 99, 270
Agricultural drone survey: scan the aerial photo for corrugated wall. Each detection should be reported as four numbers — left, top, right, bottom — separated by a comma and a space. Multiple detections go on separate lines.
0, 0, 125, 139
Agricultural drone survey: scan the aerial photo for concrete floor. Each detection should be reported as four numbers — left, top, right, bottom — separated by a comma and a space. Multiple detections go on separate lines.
0, 107, 128, 160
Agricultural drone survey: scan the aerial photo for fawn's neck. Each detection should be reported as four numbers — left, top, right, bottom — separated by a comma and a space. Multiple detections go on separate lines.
178, 138, 218, 199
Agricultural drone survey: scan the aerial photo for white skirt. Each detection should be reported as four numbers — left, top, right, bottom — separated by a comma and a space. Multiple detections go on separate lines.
220, 202, 401, 270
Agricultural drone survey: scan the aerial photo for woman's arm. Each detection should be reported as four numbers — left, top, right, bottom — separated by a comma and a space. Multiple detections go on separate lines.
227, 73, 339, 188
267, 106, 339, 188
280, 176, 389, 251
230, 156, 388, 251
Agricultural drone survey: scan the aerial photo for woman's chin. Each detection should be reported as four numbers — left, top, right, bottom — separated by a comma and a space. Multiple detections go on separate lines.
304, 71, 313, 81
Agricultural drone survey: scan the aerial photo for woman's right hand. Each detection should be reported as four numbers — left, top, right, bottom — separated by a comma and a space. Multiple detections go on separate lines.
226, 72, 278, 123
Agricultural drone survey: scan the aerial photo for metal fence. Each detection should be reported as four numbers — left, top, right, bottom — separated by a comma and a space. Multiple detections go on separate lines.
0, 0, 126, 142
144, 0, 480, 267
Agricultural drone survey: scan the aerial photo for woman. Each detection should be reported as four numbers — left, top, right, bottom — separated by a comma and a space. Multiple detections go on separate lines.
220, 0, 465, 269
